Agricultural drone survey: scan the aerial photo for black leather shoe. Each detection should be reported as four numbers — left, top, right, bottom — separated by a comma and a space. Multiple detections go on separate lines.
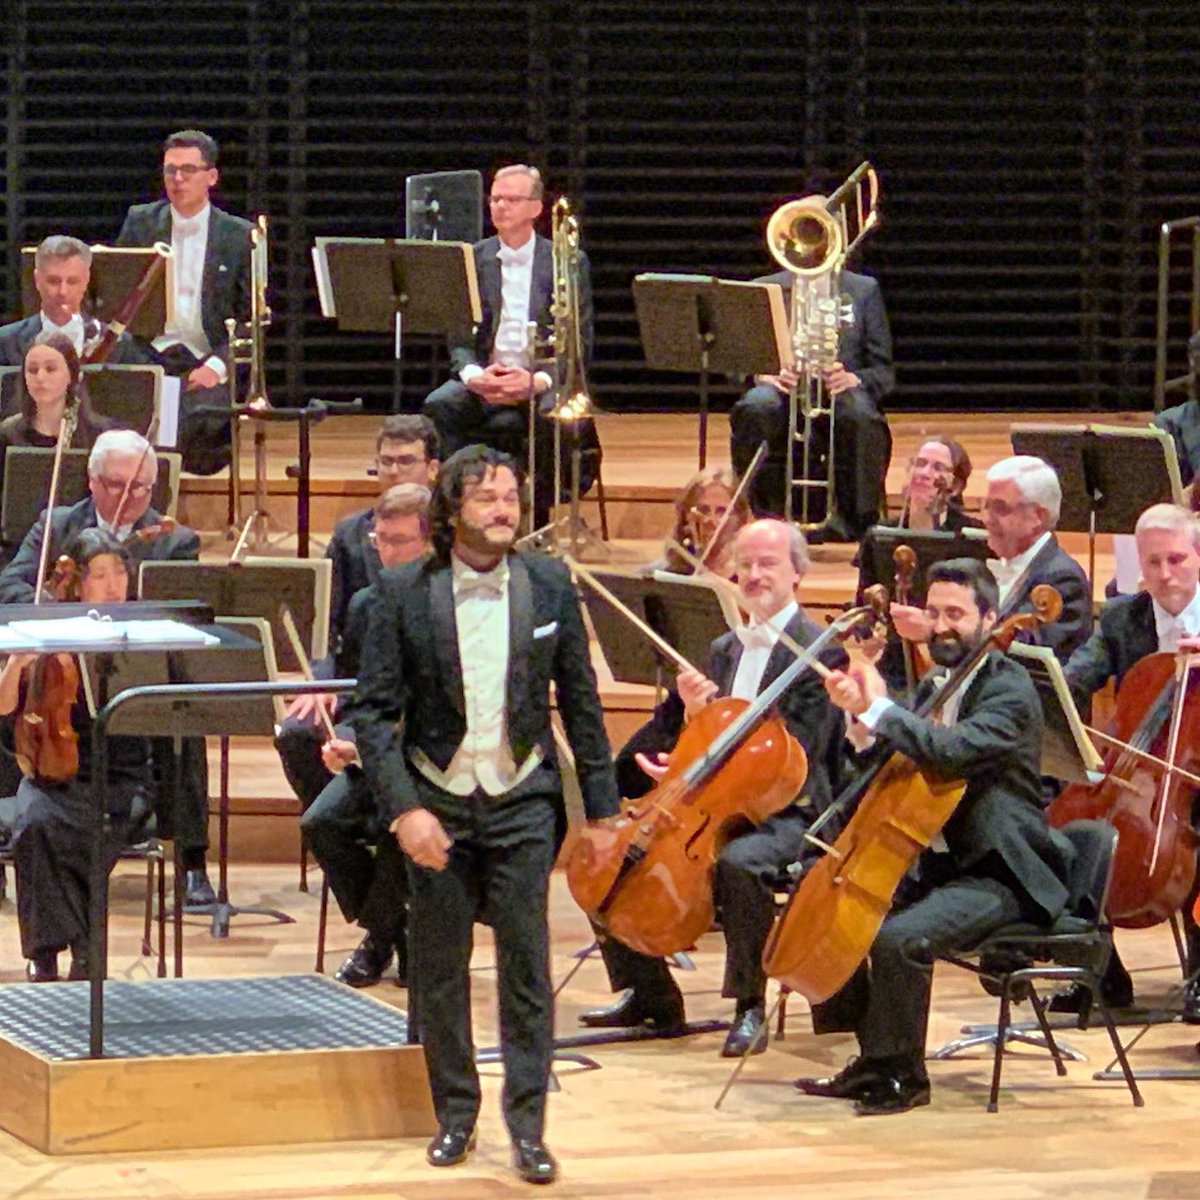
579, 987, 685, 1032
795, 1055, 888, 1099
721, 1004, 766, 1057
67, 950, 89, 981
1050, 974, 1134, 1017
334, 933, 394, 988
805, 516, 858, 545
1182, 976, 1200, 1025
184, 870, 217, 909
26, 953, 59, 983
426, 1126, 476, 1167
853, 1071, 932, 1116
512, 1137, 558, 1184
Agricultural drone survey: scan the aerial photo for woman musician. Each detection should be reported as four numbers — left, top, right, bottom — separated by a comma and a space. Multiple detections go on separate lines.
2, 529, 155, 982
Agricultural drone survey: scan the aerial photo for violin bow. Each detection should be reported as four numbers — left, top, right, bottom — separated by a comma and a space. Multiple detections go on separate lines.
1083, 724, 1200, 791
278, 604, 338, 743
33, 396, 81, 604
110, 419, 160, 534
695, 441, 765, 568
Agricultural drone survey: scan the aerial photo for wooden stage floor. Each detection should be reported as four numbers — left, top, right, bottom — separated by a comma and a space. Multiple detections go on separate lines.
0, 863, 1198, 1198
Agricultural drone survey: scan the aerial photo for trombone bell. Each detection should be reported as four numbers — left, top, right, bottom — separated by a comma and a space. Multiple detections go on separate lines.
766, 198, 845, 277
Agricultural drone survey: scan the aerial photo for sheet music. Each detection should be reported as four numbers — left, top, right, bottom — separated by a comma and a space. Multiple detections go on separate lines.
1, 616, 218, 650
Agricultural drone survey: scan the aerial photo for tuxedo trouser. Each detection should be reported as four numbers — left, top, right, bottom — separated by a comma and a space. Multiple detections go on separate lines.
151, 343, 232, 476
150, 737, 209, 860
275, 713, 333, 813
729, 383, 892, 534
407, 778, 558, 1139
12, 774, 148, 959
597, 804, 811, 1009
300, 769, 407, 954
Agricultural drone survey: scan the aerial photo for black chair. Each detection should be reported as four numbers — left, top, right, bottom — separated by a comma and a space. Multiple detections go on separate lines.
935, 819, 1144, 1112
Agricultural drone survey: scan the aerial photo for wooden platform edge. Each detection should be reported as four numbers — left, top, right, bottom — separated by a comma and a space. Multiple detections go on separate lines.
0, 1032, 437, 1155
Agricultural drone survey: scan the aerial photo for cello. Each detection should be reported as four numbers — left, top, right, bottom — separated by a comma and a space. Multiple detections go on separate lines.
762, 585, 1061, 1004
567, 601, 881, 959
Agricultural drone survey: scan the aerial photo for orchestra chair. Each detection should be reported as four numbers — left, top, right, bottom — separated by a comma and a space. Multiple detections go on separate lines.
933, 819, 1144, 1112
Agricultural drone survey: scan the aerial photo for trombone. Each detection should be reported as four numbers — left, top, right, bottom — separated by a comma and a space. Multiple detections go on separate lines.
765, 162, 880, 526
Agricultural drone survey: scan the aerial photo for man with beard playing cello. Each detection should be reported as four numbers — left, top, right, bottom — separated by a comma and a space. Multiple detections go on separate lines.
803, 558, 1073, 1114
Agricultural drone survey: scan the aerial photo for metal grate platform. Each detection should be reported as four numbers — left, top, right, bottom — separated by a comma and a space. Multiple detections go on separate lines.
0, 974, 410, 1061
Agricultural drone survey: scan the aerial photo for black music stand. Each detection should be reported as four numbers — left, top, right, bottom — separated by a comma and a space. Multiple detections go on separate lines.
313, 237, 482, 412
856, 526, 992, 604
1010, 423, 1183, 591
632, 275, 791, 467
0, 363, 164, 439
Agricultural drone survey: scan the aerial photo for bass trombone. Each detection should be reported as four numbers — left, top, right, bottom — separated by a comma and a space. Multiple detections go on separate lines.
765, 162, 880, 526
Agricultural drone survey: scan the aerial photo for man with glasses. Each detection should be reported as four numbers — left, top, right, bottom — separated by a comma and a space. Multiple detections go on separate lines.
116, 129, 252, 476
421, 164, 597, 527
276, 415, 439, 822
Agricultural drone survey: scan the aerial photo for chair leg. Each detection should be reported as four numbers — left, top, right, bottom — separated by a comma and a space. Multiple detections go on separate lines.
299, 835, 310, 894
1097, 1002, 1146, 1108
595, 464, 609, 542
157, 852, 168, 979
315, 873, 330, 974
989, 981, 1013, 1113
1025, 983, 1069, 1077
775, 985, 791, 1039
142, 856, 155, 958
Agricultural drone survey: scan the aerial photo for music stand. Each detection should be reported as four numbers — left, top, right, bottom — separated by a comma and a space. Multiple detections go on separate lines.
405, 170, 484, 242
313, 237, 482, 411
632, 275, 791, 467
1010, 423, 1184, 590
0, 363, 166, 442
21, 245, 174, 338
137, 559, 332, 667
856, 526, 992, 604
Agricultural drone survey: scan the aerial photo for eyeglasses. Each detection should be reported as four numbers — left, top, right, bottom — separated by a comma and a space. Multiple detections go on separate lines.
376, 453, 426, 470
910, 456, 954, 476
690, 504, 729, 518
94, 476, 152, 498
980, 497, 1030, 518
163, 164, 211, 179
489, 194, 535, 206
368, 530, 421, 549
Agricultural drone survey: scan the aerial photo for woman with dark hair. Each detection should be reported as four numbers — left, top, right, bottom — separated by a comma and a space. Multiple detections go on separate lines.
893, 435, 980, 532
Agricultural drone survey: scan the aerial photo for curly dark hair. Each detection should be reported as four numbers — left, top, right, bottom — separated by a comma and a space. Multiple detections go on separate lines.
428, 444, 524, 562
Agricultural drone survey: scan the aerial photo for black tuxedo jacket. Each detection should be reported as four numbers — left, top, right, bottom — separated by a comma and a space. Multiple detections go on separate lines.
0, 313, 140, 368
1063, 590, 1159, 712
875, 651, 1073, 921
319, 507, 381, 676
1154, 400, 1200, 486
753, 268, 895, 404
0, 496, 200, 603
116, 201, 253, 361
615, 609, 849, 813
1006, 533, 1092, 664
347, 550, 619, 823
448, 234, 594, 378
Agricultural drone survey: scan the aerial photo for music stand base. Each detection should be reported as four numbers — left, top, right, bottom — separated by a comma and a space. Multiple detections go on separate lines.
928, 1026, 1087, 1063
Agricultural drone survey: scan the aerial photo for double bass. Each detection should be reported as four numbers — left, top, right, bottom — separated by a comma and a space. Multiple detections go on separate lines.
762, 586, 1061, 1004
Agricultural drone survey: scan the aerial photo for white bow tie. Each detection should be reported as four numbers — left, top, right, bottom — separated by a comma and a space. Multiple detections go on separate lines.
174, 215, 202, 237
498, 242, 533, 267
456, 565, 507, 596
735, 623, 776, 651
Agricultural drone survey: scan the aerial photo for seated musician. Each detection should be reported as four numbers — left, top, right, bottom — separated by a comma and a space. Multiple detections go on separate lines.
0, 429, 213, 906
887, 436, 979, 533
890, 454, 1090, 665
0, 235, 141, 366
579, 518, 848, 1055
804, 558, 1073, 1114
276, 415, 439, 817
645, 467, 750, 580
1153, 330, 1200, 486
1052, 502, 1200, 1017
2, 529, 154, 981
299, 481, 433, 988
421, 164, 599, 527
116, 129, 252, 476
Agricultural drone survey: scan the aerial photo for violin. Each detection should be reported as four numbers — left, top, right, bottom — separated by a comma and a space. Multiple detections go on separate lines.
1049, 651, 1200, 928
762, 585, 1062, 1004
566, 603, 879, 958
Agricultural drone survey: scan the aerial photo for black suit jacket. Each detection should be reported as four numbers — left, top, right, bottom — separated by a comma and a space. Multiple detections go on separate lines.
1006, 533, 1092, 664
1063, 590, 1158, 712
874, 652, 1073, 921
0, 496, 200, 603
448, 233, 594, 378
347, 550, 619, 823
615, 609, 849, 814
319, 507, 381, 677
116, 201, 253, 362
1154, 401, 1200, 487
753, 268, 895, 404
0, 313, 140, 368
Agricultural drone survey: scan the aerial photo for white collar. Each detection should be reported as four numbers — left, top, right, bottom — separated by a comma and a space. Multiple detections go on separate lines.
40, 310, 83, 334
1001, 529, 1051, 575
171, 202, 211, 234
496, 232, 535, 266
1152, 586, 1200, 642
736, 599, 798, 649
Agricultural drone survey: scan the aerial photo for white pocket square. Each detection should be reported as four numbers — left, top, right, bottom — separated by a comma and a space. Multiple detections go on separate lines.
533, 621, 558, 639
218, 263, 228, 272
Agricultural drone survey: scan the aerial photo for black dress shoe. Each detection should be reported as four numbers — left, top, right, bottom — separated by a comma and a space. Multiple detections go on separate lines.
426, 1126, 476, 1167
184, 870, 217, 909
853, 1071, 932, 1116
721, 1004, 766, 1057
805, 516, 858, 545
795, 1055, 888, 1099
1049, 974, 1134, 1017
512, 1137, 558, 1184
579, 987, 685, 1032
26, 953, 59, 983
67, 951, 89, 981
1182, 976, 1200, 1025
334, 932, 394, 988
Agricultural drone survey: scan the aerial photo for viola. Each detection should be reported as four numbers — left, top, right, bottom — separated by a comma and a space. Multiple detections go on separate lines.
762, 586, 1062, 1004
567, 604, 877, 959
1049, 651, 1200, 928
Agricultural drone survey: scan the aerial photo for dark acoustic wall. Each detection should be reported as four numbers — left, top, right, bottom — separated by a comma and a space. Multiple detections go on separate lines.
2, 0, 1197, 414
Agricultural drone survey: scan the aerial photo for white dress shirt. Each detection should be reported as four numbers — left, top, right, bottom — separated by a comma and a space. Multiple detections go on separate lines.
410, 555, 541, 797
1153, 586, 1200, 651
730, 600, 798, 701
41, 311, 85, 355
154, 203, 227, 383
988, 530, 1051, 607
